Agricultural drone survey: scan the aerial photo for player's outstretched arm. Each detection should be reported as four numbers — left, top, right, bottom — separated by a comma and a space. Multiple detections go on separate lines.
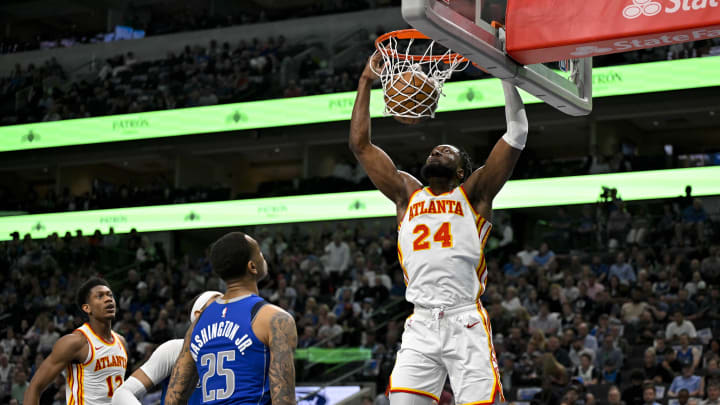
267, 309, 298, 405
24, 333, 87, 405
463, 81, 527, 213
350, 52, 421, 207
113, 339, 182, 405
165, 325, 199, 405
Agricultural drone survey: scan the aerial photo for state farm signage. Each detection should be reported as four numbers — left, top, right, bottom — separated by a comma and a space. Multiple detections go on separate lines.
506, 0, 720, 64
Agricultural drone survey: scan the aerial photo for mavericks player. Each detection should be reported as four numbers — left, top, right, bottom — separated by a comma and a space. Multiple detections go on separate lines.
165, 232, 297, 405
111, 290, 222, 405
350, 52, 528, 404
24, 278, 128, 405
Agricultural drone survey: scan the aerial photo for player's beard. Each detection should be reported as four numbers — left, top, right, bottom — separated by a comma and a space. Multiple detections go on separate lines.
421, 162, 456, 181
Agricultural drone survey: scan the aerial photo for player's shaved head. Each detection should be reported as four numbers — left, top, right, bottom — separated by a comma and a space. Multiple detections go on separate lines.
210, 232, 254, 282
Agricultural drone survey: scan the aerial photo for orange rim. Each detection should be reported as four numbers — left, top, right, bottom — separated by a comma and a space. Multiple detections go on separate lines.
375, 29, 468, 63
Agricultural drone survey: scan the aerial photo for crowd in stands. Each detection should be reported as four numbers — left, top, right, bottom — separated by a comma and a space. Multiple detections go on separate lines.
0, 181, 719, 404
1, 22, 719, 127
485, 195, 720, 405
0, 34, 367, 126
0, 179, 232, 214
0, 0, 397, 55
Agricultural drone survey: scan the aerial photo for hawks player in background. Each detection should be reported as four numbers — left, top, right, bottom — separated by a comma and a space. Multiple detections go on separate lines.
24, 278, 128, 405
112, 291, 222, 405
350, 52, 528, 404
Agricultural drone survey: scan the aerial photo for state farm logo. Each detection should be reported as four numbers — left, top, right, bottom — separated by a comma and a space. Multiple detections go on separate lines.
623, 0, 662, 18
623, 0, 719, 18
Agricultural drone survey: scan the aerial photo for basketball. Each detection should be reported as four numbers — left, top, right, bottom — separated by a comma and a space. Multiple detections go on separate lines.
384, 70, 439, 125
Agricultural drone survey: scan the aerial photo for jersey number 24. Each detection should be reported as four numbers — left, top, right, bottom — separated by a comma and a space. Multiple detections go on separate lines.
413, 222, 453, 251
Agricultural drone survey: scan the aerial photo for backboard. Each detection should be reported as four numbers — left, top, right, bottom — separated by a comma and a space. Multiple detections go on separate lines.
401, 0, 593, 116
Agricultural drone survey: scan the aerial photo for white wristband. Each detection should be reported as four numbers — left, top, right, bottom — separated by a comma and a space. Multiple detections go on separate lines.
501, 81, 528, 150
111, 376, 146, 405
502, 131, 526, 150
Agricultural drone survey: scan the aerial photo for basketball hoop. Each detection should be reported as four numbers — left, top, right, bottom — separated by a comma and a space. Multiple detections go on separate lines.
373, 29, 470, 121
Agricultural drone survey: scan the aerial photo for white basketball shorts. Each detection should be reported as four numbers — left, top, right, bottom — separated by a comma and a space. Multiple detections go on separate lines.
388, 301, 504, 405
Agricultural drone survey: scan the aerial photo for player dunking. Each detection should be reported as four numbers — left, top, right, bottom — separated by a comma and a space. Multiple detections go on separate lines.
165, 232, 297, 405
24, 277, 128, 405
350, 53, 528, 404
111, 290, 222, 405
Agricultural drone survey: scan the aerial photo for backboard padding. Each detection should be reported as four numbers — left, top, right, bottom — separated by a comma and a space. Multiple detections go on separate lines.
402, 0, 592, 116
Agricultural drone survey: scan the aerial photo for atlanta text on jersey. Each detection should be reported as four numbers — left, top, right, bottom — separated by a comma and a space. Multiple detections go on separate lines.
93, 354, 127, 372
408, 199, 465, 221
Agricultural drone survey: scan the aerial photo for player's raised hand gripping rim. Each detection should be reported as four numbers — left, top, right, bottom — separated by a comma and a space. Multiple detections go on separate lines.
362, 51, 385, 82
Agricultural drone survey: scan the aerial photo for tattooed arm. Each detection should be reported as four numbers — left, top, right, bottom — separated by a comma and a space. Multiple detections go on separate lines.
165, 320, 199, 405
268, 310, 298, 405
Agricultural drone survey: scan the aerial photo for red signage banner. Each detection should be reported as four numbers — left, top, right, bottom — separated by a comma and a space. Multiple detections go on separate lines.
505, 0, 720, 64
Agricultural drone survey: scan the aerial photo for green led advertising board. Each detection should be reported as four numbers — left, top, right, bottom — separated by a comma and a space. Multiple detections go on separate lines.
1, 166, 718, 241
1, 57, 719, 152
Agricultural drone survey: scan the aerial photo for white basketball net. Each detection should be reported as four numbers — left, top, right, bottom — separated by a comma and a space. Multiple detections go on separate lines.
373, 34, 469, 120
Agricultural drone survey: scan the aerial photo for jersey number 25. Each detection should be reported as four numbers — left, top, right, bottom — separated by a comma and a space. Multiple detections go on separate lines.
200, 351, 236, 401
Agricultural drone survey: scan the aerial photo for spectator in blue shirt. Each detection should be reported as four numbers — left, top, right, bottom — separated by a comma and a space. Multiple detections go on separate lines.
503, 256, 529, 279
591, 255, 609, 283
578, 322, 599, 353
601, 358, 620, 384
532, 242, 556, 270
609, 252, 636, 287
668, 364, 702, 397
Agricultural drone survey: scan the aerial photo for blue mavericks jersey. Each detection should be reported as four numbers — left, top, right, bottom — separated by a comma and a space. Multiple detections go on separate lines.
160, 376, 202, 404
190, 294, 271, 405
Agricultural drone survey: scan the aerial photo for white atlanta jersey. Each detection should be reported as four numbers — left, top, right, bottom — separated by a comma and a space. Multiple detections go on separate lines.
398, 186, 492, 308
66, 323, 127, 405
